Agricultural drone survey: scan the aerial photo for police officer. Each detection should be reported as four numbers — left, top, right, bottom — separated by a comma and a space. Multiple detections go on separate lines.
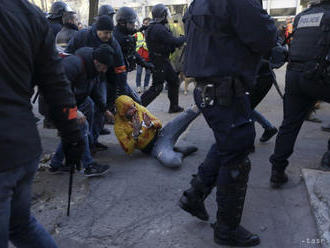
113, 7, 154, 72
141, 4, 185, 113
178, 0, 277, 246
47, 1, 73, 37
270, 0, 330, 187
98, 4, 115, 20
0, 0, 83, 246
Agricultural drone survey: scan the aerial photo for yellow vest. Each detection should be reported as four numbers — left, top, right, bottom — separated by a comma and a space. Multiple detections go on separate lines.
135, 32, 148, 52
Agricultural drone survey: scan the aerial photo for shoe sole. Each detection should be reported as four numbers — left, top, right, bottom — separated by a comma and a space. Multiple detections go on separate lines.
214, 237, 260, 247
84, 168, 111, 178
178, 199, 209, 221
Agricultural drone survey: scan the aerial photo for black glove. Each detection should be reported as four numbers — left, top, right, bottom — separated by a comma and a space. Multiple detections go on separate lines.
62, 138, 85, 171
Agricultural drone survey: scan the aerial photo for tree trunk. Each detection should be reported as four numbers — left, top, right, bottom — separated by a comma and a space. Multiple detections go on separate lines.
89, 0, 99, 25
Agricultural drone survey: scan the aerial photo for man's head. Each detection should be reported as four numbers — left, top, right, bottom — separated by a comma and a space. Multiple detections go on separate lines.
62, 11, 78, 26
152, 4, 171, 24
116, 7, 138, 35
143, 17, 151, 26
92, 44, 115, 73
115, 95, 137, 119
96, 15, 114, 42
48, 1, 73, 20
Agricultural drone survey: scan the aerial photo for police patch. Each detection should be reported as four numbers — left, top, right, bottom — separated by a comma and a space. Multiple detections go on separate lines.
297, 13, 324, 28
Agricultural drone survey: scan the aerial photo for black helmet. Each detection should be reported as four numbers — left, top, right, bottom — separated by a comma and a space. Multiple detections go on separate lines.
98, 5, 115, 17
152, 4, 170, 23
116, 7, 137, 24
48, 1, 73, 19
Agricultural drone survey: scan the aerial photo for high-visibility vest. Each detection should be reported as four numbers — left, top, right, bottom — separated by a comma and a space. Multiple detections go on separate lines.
135, 32, 148, 52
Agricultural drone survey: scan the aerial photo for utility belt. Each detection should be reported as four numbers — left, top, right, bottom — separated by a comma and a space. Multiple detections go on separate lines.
196, 76, 245, 108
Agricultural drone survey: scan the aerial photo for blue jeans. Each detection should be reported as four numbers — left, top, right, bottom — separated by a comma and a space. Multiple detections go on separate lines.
0, 158, 57, 248
251, 110, 273, 130
136, 64, 151, 88
51, 121, 94, 169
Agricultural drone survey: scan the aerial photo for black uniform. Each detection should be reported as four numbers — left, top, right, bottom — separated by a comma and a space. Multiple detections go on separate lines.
270, 1, 330, 186
178, 0, 277, 246
141, 22, 185, 110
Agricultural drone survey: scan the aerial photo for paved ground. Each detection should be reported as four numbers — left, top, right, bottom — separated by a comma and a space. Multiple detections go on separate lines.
27, 66, 330, 248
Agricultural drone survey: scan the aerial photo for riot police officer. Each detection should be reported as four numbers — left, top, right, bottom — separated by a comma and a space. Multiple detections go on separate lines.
47, 1, 73, 37
141, 4, 185, 113
113, 7, 154, 72
178, 0, 277, 246
270, 0, 330, 187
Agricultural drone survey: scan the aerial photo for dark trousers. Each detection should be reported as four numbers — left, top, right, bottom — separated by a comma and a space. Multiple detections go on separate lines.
270, 69, 330, 171
194, 88, 255, 203
141, 59, 179, 107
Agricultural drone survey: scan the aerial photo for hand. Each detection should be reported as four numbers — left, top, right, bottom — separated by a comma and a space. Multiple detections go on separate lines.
105, 110, 115, 123
132, 113, 142, 138
62, 138, 85, 171
77, 110, 86, 125
143, 113, 152, 127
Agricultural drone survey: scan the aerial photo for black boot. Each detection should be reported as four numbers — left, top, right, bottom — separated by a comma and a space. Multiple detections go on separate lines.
259, 127, 278, 142
214, 159, 260, 247
270, 168, 288, 188
321, 151, 330, 169
178, 175, 213, 221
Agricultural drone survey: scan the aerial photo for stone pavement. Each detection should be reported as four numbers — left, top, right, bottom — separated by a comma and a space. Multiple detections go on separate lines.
25, 66, 330, 248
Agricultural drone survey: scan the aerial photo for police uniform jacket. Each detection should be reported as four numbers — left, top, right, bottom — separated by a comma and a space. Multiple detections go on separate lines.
184, 0, 277, 88
63, 47, 107, 112
145, 22, 185, 60
0, 0, 76, 172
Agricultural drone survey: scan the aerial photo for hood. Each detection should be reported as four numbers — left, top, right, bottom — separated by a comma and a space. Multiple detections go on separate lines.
74, 47, 98, 79
115, 95, 136, 118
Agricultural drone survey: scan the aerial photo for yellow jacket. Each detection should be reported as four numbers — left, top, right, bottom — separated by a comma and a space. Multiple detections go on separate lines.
114, 96, 162, 154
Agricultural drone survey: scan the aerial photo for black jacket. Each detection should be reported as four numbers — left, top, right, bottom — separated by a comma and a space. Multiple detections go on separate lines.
113, 26, 146, 71
56, 23, 78, 50
145, 22, 185, 60
0, 0, 77, 172
66, 25, 130, 105
63, 47, 107, 112
183, 0, 277, 88
48, 17, 63, 37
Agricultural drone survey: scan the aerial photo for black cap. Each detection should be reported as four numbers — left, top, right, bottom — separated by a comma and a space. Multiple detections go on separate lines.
96, 15, 114, 31
93, 44, 115, 67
